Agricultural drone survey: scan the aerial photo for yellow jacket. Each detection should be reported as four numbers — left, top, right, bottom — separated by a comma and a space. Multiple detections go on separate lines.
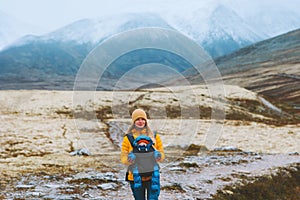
121, 131, 165, 181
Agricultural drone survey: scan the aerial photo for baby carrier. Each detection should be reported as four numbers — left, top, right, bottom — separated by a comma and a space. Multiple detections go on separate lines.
126, 133, 160, 193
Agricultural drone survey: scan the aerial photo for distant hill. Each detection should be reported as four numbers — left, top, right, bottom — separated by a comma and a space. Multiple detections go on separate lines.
219, 29, 300, 116
215, 28, 300, 73
183, 29, 300, 116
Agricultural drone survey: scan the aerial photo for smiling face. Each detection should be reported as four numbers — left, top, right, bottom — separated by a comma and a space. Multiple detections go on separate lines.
134, 117, 146, 128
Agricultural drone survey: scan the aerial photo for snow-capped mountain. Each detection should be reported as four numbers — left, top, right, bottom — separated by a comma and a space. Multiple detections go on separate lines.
168, 5, 265, 57
46, 13, 172, 44
1, 0, 300, 54
2, 1, 299, 57
0, 13, 179, 81
0, 0, 300, 90
5, 12, 173, 55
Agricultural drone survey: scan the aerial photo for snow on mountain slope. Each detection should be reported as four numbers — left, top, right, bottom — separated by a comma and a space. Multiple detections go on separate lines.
166, 4, 264, 57
208, 5, 264, 43
44, 13, 172, 45
2, 12, 172, 53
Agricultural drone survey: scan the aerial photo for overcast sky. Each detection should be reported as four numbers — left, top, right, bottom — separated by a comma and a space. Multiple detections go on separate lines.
1, 0, 178, 31
1, 0, 299, 32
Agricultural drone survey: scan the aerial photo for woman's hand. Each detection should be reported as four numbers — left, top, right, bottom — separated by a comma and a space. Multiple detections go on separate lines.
127, 151, 136, 164
154, 150, 162, 161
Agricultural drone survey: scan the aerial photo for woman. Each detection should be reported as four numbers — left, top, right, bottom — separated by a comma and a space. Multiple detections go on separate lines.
121, 108, 164, 200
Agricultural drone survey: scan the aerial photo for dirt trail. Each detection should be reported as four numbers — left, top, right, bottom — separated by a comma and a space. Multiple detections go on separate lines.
0, 149, 299, 199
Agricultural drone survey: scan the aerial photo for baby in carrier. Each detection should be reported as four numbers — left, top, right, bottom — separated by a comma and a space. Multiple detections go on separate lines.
127, 135, 161, 191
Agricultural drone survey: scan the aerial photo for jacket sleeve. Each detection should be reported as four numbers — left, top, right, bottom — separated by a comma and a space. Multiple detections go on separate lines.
120, 135, 132, 165
154, 133, 165, 162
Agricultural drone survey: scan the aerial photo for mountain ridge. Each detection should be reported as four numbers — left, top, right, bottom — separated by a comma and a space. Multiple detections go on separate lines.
161, 28, 300, 116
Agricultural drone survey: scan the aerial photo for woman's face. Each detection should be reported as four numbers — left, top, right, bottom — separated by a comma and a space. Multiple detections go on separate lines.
134, 118, 146, 128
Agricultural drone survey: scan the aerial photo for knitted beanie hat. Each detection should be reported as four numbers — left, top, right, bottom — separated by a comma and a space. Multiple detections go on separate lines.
130, 109, 155, 143
131, 109, 147, 124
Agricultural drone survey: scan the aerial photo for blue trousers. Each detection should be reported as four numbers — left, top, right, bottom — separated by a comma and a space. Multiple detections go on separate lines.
130, 181, 159, 200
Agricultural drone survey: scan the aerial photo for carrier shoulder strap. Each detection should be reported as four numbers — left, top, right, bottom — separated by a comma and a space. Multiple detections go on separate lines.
126, 133, 135, 147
